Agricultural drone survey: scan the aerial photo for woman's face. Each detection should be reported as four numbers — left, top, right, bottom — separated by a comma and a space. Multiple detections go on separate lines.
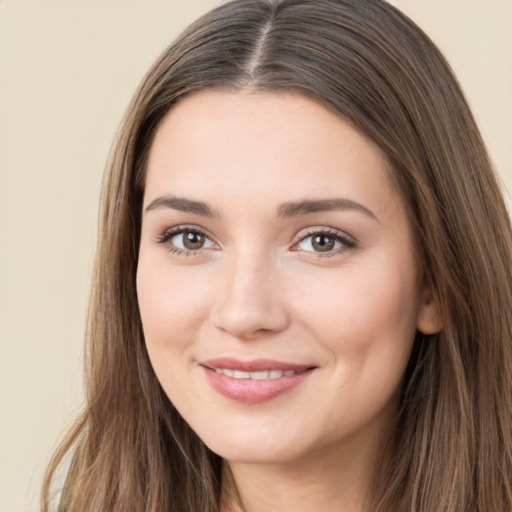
137, 90, 437, 465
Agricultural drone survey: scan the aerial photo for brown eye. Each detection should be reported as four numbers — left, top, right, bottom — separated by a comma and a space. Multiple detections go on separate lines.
296, 230, 354, 256
164, 228, 216, 253
182, 231, 206, 250
311, 235, 335, 252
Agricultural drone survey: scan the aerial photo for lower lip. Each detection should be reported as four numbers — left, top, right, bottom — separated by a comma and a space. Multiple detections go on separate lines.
202, 367, 313, 403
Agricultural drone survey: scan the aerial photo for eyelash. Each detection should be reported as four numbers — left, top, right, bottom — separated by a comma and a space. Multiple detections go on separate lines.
155, 225, 356, 258
155, 225, 215, 257
292, 228, 356, 258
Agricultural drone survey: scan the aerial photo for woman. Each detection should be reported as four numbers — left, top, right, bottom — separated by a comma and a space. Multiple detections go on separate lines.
42, 0, 512, 511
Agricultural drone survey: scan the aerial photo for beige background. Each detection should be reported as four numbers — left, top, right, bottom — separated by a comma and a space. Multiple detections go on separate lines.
1, 1, 511, 511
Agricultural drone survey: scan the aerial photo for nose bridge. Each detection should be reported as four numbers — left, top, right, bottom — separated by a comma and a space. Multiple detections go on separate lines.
212, 245, 289, 338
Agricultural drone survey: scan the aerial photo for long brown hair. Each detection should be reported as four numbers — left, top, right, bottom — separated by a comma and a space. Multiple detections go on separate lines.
42, 1, 512, 510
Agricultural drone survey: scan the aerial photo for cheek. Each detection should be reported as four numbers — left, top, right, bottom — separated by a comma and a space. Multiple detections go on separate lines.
136, 260, 211, 407
291, 261, 419, 361
136, 267, 209, 419
295, 263, 419, 425
136, 259, 210, 348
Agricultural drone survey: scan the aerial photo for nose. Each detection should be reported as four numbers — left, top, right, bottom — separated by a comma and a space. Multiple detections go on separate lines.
211, 251, 291, 340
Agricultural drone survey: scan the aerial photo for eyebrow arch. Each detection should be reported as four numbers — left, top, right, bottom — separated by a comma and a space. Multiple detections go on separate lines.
277, 198, 378, 221
145, 196, 218, 217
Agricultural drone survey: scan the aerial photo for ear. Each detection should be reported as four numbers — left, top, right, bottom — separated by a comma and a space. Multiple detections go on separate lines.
416, 282, 442, 334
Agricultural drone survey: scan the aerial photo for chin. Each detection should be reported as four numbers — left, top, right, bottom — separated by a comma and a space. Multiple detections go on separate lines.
197, 426, 316, 465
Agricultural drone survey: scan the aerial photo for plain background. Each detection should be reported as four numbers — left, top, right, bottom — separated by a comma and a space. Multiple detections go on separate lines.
1, 1, 511, 511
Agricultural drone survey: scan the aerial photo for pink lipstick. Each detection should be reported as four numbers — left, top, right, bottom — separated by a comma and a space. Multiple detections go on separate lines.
200, 358, 315, 403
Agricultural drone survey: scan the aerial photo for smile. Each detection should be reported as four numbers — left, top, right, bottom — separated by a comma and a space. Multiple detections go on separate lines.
212, 368, 298, 379
200, 358, 316, 403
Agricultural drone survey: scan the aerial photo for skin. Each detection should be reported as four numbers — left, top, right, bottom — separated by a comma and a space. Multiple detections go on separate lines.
137, 90, 439, 512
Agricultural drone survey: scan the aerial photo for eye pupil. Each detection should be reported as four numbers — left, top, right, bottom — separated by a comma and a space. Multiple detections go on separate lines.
183, 231, 205, 250
312, 235, 335, 252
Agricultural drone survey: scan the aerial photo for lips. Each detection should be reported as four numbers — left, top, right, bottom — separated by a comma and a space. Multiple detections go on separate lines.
200, 358, 316, 403
213, 368, 298, 379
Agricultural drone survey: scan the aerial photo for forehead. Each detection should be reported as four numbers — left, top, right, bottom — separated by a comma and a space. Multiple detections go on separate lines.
144, 89, 403, 224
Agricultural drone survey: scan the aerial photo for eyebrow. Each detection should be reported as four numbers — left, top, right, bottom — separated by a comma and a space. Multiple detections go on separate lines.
144, 195, 377, 221
277, 198, 378, 221
145, 196, 219, 217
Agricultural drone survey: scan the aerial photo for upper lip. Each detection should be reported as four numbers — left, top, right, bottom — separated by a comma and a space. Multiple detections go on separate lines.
200, 358, 315, 373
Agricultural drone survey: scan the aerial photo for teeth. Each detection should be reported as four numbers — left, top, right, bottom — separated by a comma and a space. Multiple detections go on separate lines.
250, 370, 270, 379
215, 368, 297, 379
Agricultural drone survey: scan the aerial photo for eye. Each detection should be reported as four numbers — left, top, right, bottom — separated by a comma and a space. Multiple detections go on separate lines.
294, 229, 355, 256
156, 226, 217, 254
172, 230, 214, 251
